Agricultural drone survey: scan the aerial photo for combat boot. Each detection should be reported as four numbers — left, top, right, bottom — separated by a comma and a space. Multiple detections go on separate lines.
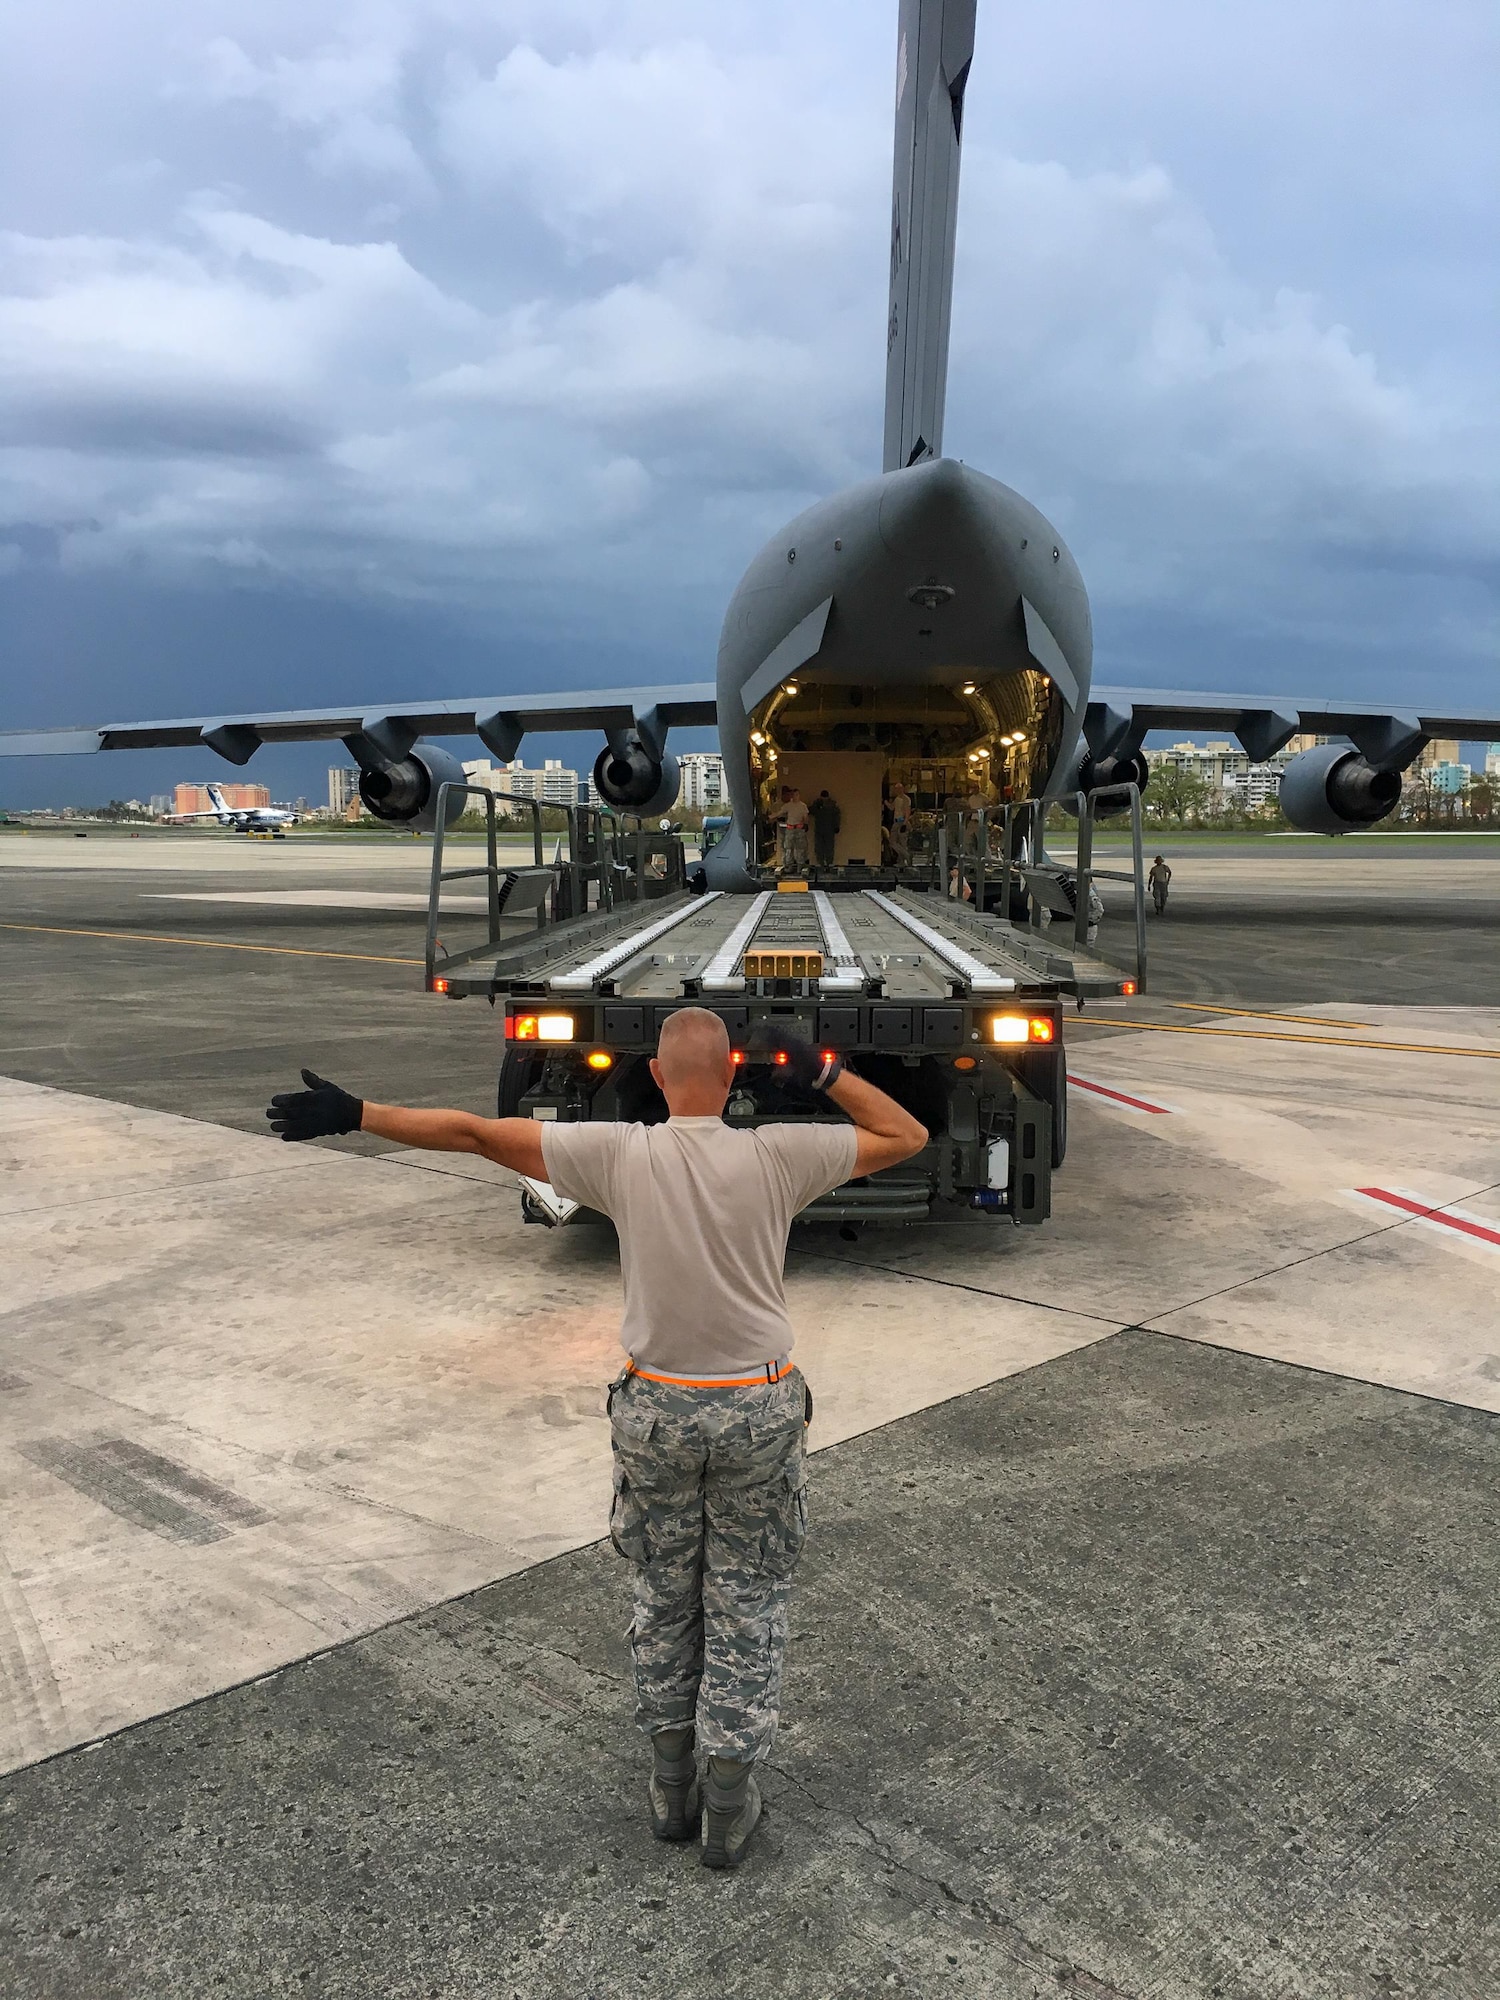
700, 1755, 762, 1869
648, 1727, 699, 1842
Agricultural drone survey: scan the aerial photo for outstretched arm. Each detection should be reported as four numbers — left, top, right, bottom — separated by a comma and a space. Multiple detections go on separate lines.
266, 1071, 547, 1178
361, 1102, 547, 1178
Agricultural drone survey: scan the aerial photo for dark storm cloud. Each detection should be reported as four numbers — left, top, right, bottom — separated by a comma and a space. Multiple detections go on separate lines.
0, 394, 323, 460
0, 0, 1495, 808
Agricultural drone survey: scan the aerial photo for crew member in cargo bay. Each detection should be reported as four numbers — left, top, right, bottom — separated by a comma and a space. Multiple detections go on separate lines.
266, 1010, 926, 1868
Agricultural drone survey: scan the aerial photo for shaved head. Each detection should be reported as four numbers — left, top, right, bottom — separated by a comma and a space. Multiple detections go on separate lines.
655, 1007, 731, 1087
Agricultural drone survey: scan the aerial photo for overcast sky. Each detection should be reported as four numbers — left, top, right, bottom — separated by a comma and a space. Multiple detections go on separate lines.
1, 0, 1496, 805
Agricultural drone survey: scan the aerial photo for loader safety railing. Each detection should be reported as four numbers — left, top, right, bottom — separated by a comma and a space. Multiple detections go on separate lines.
424, 785, 689, 991
934, 784, 1148, 995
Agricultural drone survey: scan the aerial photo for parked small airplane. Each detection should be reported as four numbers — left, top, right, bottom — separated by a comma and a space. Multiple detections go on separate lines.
170, 783, 298, 836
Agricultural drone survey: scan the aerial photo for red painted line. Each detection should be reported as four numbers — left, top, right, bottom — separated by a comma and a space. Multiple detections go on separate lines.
1070, 1075, 1173, 1115
1357, 1187, 1500, 1249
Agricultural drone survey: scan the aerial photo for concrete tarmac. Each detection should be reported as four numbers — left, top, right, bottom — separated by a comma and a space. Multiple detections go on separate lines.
1, 830, 1498, 1998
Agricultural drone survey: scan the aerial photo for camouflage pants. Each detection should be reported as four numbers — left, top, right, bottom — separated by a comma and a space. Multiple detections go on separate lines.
607, 1367, 809, 1763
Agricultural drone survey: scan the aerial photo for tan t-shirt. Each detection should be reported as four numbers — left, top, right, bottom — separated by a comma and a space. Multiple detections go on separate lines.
540, 1117, 857, 1375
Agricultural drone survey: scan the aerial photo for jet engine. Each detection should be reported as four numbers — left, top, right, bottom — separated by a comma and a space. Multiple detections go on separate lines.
592, 741, 680, 816
1055, 747, 1150, 817
357, 743, 468, 832
1278, 744, 1402, 834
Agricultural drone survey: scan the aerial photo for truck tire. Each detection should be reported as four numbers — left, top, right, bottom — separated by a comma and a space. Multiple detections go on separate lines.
1016, 1047, 1067, 1169
498, 1050, 543, 1118
1051, 1051, 1067, 1168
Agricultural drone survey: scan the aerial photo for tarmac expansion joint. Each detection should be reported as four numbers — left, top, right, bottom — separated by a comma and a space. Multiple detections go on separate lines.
760, 1756, 1137, 1997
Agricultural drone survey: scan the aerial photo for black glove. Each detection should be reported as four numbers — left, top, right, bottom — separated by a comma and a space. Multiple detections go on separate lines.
747, 1020, 844, 1093
265, 1069, 364, 1142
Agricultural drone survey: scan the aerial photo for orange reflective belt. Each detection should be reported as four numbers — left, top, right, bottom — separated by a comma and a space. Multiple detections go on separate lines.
626, 1357, 793, 1389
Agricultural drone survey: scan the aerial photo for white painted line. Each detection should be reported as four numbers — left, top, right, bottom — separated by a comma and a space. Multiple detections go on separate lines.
1350, 1185, 1500, 1255
147, 890, 490, 912
1069, 1074, 1178, 1116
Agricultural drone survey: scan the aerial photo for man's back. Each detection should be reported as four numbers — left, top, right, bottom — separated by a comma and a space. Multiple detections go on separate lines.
542, 1116, 855, 1375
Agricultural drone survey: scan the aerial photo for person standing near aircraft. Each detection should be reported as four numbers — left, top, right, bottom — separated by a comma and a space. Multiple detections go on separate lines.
779, 788, 810, 875
265, 1012, 927, 1868
888, 781, 912, 864
1149, 854, 1172, 915
810, 789, 840, 870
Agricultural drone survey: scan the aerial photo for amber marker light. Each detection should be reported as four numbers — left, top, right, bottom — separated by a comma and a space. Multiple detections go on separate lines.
1029, 1017, 1055, 1042
586, 1050, 613, 1071
953, 1055, 978, 1070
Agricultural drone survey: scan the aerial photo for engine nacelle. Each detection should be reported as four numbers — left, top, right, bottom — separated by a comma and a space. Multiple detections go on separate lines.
592, 741, 680, 816
358, 743, 468, 832
1054, 747, 1150, 817
1278, 744, 1402, 834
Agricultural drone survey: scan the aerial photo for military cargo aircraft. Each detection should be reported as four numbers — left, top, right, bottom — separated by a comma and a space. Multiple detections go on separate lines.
4, 0, 1497, 867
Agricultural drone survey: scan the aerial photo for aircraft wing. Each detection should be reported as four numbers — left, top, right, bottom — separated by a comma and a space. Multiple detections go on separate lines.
0, 683, 720, 765
1083, 686, 1500, 768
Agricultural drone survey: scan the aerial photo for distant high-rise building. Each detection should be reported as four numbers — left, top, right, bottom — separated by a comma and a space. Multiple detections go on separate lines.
1486, 744, 1500, 777
677, 752, 726, 811
149, 795, 172, 817
174, 781, 270, 816
1418, 739, 1461, 771
462, 757, 579, 806
328, 767, 360, 815
1427, 761, 1468, 796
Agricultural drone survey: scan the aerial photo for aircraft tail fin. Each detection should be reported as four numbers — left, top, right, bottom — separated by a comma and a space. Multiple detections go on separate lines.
205, 783, 229, 814
882, 0, 976, 474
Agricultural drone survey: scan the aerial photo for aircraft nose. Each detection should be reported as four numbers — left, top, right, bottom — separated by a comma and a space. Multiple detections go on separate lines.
877, 456, 987, 560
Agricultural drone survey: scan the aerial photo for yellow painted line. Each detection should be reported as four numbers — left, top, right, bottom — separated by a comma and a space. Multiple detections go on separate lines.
0, 922, 421, 967
1076, 1018, 1500, 1062
1169, 1002, 1374, 1029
